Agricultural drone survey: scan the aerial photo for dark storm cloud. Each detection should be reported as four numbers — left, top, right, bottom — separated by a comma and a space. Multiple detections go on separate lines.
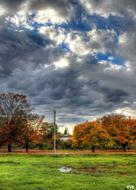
0, 21, 67, 77
3, 49, 134, 120
100, 88, 129, 103
1, 46, 136, 125
0, 0, 26, 11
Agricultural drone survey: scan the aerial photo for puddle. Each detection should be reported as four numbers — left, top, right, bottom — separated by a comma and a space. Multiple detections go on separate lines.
58, 166, 72, 173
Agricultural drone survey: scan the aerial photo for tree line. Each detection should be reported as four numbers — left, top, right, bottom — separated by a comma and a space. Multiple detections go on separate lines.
72, 115, 136, 152
0, 93, 71, 152
0, 93, 136, 152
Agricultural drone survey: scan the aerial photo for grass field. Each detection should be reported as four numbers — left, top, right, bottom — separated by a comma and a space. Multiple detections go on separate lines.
0, 154, 135, 190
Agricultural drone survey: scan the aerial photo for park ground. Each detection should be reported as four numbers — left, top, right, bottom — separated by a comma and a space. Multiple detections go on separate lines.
0, 153, 135, 190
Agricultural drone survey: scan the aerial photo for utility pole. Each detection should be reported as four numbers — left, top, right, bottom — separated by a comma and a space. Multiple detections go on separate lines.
53, 110, 56, 153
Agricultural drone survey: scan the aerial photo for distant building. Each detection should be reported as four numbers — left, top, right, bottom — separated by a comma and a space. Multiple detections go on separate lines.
60, 127, 71, 142
60, 134, 71, 142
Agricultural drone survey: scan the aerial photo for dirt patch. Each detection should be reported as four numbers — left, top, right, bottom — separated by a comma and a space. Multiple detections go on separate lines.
73, 163, 120, 175
0, 149, 136, 155
75, 166, 108, 174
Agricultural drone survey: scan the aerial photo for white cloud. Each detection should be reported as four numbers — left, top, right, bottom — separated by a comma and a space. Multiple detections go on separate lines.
53, 57, 69, 69
39, 26, 91, 55
39, 26, 117, 58
65, 28, 116, 56
6, 10, 33, 30
99, 59, 131, 72
118, 33, 128, 45
114, 107, 136, 118
39, 26, 66, 44
0, 5, 6, 16
104, 63, 124, 71
33, 8, 68, 24
65, 32, 90, 56
64, 28, 116, 56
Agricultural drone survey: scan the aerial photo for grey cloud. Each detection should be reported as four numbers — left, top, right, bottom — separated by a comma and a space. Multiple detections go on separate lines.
1, 65, 135, 126
81, 0, 136, 17
0, 0, 26, 11
0, 22, 67, 77
118, 28, 136, 70
2, 48, 135, 125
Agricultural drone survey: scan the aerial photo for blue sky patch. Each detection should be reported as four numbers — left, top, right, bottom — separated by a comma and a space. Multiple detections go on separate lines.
96, 52, 125, 65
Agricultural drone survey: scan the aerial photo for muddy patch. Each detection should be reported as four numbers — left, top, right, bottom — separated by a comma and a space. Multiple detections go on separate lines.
73, 163, 120, 175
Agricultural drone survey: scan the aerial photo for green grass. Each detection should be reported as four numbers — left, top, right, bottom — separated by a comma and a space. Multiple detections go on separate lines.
0, 154, 135, 190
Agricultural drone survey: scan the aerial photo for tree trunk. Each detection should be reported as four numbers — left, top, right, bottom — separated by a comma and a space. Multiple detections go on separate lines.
39, 144, 43, 150
25, 142, 29, 153
8, 144, 12, 152
122, 143, 127, 152
92, 146, 95, 152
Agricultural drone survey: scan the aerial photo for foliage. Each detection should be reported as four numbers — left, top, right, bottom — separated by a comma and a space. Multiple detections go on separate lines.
100, 114, 136, 151
0, 93, 44, 152
72, 121, 111, 152
0, 93, 31, 151
1, 93, 136, 152
72, 114, 136, 151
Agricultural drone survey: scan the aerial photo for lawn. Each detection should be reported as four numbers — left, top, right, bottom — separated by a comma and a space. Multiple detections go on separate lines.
0, 154, 135, 190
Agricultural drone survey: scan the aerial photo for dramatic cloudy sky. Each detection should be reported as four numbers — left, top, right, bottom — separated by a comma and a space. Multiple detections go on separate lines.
0, 0, 136, 133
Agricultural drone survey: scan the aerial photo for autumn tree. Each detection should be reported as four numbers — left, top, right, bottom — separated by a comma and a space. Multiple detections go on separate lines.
22, 114, 44, 152
36, 122, 49, 149
36, 122, 62, 150
0, 93, 31, 152
125, 117, 136, 149
72, 121, 111, 152
100, 114, 131, 151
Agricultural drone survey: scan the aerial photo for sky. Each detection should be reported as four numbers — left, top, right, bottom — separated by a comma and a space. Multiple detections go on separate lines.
0, 0, 136, 133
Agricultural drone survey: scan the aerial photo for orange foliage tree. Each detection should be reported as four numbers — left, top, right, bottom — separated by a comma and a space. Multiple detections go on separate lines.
125, 117, 136, 149
0, 93, 45, 152
72, 121, 111, 152
100, 114, 136, 151
19, 114, 44, 152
